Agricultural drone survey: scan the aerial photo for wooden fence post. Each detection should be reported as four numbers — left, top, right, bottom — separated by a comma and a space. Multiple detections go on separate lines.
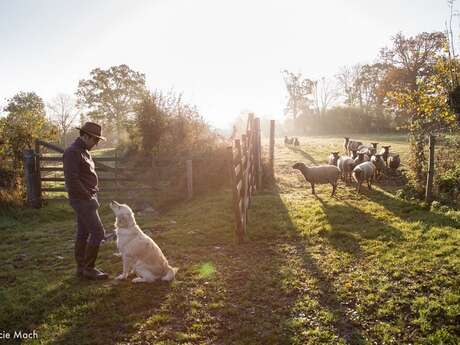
186, 159, 193, 200
35, 140, 42, 203
228, 144, 244, 243
269, 120, 275, 177
254, 117, 262, 190
236, 139, 247, 239
23, 149, 41, 208
425, 135, 435, 204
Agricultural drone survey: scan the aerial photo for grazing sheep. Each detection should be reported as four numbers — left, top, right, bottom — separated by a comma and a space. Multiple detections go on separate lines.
371, 154, 385, 180
344, 137, 363, 156
352, 161, 375, 193
292, 162, 340, 196
388, 154, 400, 170
337, 156, 355, 183
379, 145, 391, 166
293, 138, 300, 146
354, 152, 370, 165
328, 152, 340, 166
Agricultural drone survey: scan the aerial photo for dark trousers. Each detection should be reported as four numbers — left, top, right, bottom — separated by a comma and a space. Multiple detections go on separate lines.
69, 198, 105, 246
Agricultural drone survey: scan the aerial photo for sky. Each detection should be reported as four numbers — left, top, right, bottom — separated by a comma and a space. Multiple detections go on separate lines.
0, 0, 456, 129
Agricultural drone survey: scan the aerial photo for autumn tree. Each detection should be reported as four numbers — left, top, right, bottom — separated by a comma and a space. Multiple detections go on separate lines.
380, 32, 446, 192
76, 64, 147, 143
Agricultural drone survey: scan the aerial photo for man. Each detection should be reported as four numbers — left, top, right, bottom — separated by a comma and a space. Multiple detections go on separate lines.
63, 122, 109, 280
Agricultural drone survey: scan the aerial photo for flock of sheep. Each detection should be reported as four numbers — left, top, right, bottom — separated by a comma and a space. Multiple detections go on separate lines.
284, 136, 300, 146
291, 137, 401, 195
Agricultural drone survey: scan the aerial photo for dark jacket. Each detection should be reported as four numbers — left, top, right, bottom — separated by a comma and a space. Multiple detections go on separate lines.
63, 137, 99, 200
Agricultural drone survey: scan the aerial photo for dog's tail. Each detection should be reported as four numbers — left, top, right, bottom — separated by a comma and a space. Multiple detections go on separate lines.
162, 266, 179, 281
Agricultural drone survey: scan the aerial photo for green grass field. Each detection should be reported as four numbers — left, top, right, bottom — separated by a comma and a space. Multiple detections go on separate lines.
0, 135, 459, 344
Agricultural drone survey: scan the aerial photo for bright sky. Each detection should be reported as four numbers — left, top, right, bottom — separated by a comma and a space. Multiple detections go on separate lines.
0, 0, 455, 129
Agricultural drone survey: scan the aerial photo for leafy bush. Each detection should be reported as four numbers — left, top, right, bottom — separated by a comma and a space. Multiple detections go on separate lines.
0, 168, 25, 210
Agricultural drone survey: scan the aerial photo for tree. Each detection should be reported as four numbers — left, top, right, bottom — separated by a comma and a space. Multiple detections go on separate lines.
2, 92, 57, 169
134, 93, 165, 154
282, 70, 315, 120
76, 64, 147, 143
380, 32, 446, 192
47, 94, 80, 147
311, 77, 339, 115
336, 64, 363, 106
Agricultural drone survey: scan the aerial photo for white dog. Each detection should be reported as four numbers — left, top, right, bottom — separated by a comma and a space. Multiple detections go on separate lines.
109, 201, 178, 283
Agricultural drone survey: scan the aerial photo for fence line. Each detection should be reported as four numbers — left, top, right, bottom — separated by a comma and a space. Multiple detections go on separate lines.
228, 114, 270, 243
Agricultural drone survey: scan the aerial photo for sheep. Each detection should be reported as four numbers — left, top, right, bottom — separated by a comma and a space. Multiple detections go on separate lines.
352, 161, 375, 193
379, 145, 391, 166
351, 149, 358, 159
284, 136, 289, 145
371, 154, 385, 180
292, 162, 340, 196
337, 156, 355, 183
388, 154, 400, 170
371, 142, 379, 153
344, 137, 363, 156
357, 144, 376, 156
328, 152, 340, 166
293, 138, 300, 146
354, 152, 370, 166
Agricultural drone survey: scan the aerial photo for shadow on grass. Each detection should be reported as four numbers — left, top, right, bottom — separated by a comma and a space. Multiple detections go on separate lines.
287, 146, 319, 165
209, 190, 367, 344
367, 188, 460, 230
0, 266, 171, 345
316, 196, 403, 255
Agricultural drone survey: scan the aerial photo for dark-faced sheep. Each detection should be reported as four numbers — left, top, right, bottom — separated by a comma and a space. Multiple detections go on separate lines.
328, 152, 340, 166
371, 154, 385, 180
379, 145, 391, 166
293, 138, 300, 146
352, 161, 375, 193
292, 162, 340, 196
388, 154, 400, 170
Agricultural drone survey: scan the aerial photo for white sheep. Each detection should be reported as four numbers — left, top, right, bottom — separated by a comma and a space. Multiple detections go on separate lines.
292, 162, 340, 196
337, 156, 355, 183
352, 161, 375, 193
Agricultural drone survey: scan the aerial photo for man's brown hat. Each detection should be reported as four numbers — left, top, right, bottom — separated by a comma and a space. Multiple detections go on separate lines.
76, 122, 106, 141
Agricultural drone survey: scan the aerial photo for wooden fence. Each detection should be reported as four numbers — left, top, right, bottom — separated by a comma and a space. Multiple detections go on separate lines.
228, 114, 274, 243
23, 139, 152, 208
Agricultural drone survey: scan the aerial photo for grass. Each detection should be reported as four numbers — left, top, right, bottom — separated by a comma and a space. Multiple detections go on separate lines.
0, 134, 459, 344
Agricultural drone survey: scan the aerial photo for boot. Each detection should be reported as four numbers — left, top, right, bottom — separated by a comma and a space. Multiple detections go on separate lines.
75, 240, 87, 278
83, 244, 109, 280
